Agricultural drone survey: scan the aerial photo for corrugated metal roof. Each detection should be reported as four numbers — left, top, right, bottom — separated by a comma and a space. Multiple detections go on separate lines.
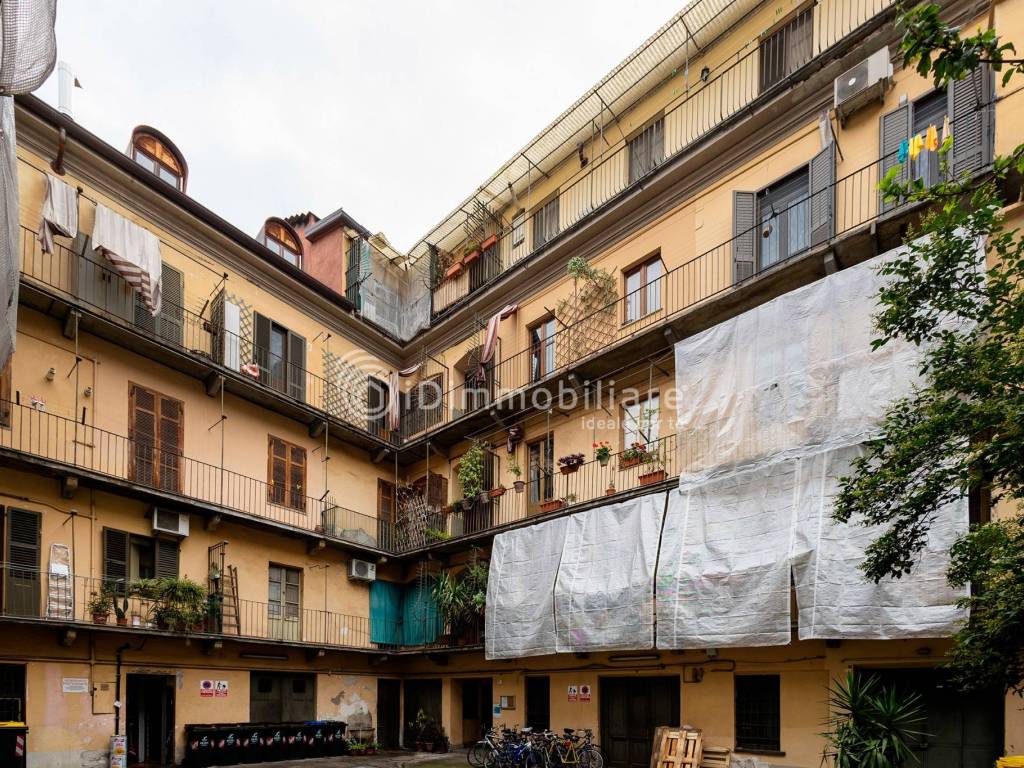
404, 0, 759, 265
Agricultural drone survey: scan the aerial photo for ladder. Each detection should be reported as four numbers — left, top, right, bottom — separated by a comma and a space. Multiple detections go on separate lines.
221, 565, 241, 635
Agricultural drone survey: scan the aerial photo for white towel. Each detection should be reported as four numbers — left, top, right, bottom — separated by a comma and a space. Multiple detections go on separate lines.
38, 173, 78, 254
92, 203, 162, 316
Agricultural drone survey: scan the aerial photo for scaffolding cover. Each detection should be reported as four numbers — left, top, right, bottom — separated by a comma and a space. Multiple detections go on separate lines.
485, 516, 568, 660
554, 492, 667, 653
359, 245, 430, 341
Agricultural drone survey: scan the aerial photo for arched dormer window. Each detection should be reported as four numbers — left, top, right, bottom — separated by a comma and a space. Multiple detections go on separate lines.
129, 126, 188, 191
262, 218, 303, 268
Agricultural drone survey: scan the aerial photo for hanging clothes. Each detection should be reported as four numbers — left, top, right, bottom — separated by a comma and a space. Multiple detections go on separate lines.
475, 303, 518, 382
897, 138, 909, 163
908, 133, 925, 161
925, 124, 939, 152
92, 203, 163, 316
38, 173, 78, 254
941, 114, 952, 145
386, 363, 422, 432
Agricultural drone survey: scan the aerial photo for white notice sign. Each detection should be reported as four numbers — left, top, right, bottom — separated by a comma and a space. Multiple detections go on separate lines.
62, 677, 89, 693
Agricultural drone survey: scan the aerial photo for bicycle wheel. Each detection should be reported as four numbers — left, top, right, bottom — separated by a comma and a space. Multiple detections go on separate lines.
579, 745, 604, 768
468, 742, 489, 768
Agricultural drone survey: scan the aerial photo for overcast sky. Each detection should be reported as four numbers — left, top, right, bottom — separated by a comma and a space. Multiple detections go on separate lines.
35, 1, 683, 252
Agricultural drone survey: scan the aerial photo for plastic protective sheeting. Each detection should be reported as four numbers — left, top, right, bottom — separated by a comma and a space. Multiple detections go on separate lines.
485, 516, 568, 659
656, 464, 797, 648
0, 98, 17, 367
359, 245, 430, 341
554, 493, 667, 652
792, 445, 968, 640
674, 248, 929, 485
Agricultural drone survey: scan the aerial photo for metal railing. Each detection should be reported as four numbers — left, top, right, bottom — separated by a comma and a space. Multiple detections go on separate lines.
18, 227, 394, 445
429, 0, 895, 317
0, 399, 390, 549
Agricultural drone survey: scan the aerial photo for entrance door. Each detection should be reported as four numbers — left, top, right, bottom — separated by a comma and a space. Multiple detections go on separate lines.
866, 668, 1003, 768
404, 678, 442, 745
126, 674, 175, 767
461, 678, 493, 744
600, 676, 680, 768
377, 679, 401, 749
526, 676, 550, 731
249, 672, 315, 723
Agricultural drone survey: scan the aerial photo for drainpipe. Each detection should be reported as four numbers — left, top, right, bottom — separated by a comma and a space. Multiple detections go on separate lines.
113, 643, 130, 735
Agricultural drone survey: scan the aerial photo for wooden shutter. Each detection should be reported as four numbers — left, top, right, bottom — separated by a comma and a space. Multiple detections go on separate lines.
346, 239, 362, 308
130, 384, 158, 486
269, 436, 287, 506
0, 358, 11, 428
155, 538, 179, 579
130, 385, 182, 491
287, 330, 306, 402
949, 65, 993, 177
157, 394, 183, 492
135, 263, 183, 345
288, 443, 306, 511
378, 479, 396, 522
809, 142, 836, 246
254, 312, 272, 385
5, 508, 41, 616
74, 233, 134, 321
732, 191, 756, 283
103, 528, 128, 587
879, 104, 910, 213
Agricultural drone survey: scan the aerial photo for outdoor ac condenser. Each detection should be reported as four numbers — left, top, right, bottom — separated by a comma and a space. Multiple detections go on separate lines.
348, 558, 377, 582
152, 508, 190, 537
834, 47, 892, 124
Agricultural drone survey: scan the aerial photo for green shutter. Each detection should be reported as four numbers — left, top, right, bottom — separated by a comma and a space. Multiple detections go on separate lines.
5, 508, 41, 616
103, 528, 128, 588
155, 538, 179, 580
732, 191, 756, 282
879, 104, 910, 213
370, 580, 404, 645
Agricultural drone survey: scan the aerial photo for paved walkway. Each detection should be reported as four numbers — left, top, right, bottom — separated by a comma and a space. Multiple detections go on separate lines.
234, 748, 468, 768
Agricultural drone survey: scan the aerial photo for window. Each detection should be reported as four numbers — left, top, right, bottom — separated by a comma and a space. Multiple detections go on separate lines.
735, 675, 781, 753
628, 118, 665, 184
511, 210, 526, 247
131, 129, 186, 191
757, 168, 809, 269
759, 8, 812, 92
103, 528, 178, 590
129, 384, 183, 492
253, 313, 306, 401
346, 237, 367, 308
912, 88, 948, 189
367, 376, 388, 436
528, 435, 554, 511
529, 317, 557, 382
268, 565, 301, 620
0, 357, 11, 428
532, 196, 560, 250
624, 256, 665, 323
263, 220, 302, 267
623, 391, 660, 447
268, 436, 306, 511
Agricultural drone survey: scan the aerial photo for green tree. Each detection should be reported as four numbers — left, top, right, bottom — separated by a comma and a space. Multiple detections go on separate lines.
832, 3, 1024, 694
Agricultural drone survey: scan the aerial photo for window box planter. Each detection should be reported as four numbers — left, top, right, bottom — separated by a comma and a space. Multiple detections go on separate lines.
481, 234, 498, 251
639, 469, 667, 486
558, 453, 585, 474
488, 486, 507, 499
463, 249, 481, 266
539, 499, 565, 513
620, 455, 642, 469
444, 261, 464, 280
559, 464, 580, 475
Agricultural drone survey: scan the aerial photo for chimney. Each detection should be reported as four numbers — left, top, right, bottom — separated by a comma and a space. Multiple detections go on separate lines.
57, 62, 81, 118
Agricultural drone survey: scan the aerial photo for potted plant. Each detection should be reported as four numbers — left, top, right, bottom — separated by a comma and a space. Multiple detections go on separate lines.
425, 527, 450, 542
348, 740, 366, 756
462, 239, 482, 266
420, 717, 443, 752
606, 480, 616, 496
539, 498, 565, 513
593, 441, 612, 466
488, 484, 507, 499
112, 589, 130, 627
88, 591, 110, 624
509, 460, 525, 493
149, 577, 209, 632
621, 441, 650, 469
481, 233, 499, 251
458, 441, 487, 505
558, 453, 585, 474
444, 260, 464, 280
366, 741, 380, 755
638, 447, 666, 486
409, 709, 430, 751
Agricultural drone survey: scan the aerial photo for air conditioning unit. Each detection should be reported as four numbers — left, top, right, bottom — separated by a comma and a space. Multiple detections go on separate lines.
348, 558, 377, 582
834, 48, 892, 124
152, 508, 189, 537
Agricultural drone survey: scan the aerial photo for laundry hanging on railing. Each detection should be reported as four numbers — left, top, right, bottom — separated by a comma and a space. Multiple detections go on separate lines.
386, 363, 421, 431
475, 303, 518, 382
92, 203, 163, 316
37, 173, 78, 254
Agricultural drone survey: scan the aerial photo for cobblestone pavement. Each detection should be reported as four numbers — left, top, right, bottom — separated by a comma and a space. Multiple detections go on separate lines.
233, 748, 468, 768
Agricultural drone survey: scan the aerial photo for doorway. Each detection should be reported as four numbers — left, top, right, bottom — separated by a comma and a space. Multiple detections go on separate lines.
599, 676, 680, 768
377, 679, 401, 749
249, 672, 315, 722
403, 678, 442, 745
460, 678, 493, 744
865, 667, 1003, 768
126, 674, 175, 767
526, 676, 550, 732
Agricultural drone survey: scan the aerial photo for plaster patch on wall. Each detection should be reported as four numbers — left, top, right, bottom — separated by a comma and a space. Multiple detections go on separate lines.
27, 749, 107, 768
319, 675, 374, 734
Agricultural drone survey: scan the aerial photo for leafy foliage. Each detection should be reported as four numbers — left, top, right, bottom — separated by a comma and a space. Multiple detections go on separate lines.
458, 440, 488, 500
833, 3, 1024, 693
821, 671, 925, 768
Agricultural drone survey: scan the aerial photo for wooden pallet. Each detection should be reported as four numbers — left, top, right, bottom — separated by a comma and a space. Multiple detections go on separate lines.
650, 727, 703, 768
701, 745, 731, 768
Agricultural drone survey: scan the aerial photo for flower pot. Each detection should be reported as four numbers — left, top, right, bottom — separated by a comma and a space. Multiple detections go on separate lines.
130, 614, 142, 628
560, 464, 580, 475
639, 469, 667, 486
463, 249, 481, 266
513, 480, 525, 493
367, 748, 376, 755
441, 505, 454, 515
620, 456, 642, 469
116, 616, 128, 627
481, 234, 498, 251
444, 262, 464, 279
425, 742, 435, 752
488, 486, 507, 499
598, 455, 610, 467
539, 499, 565, 513
92, 612, 108, 625
478, 491, 490, 505
606, 487, 616, 496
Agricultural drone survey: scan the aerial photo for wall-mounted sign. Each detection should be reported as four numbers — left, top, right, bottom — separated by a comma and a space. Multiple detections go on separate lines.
579, 684, 591, 703
567, 685, 578, 702
62, 677, 89, 693
493, 704, 502, 717
200, 679, 214, 697
215, 680, 229, 697
200, 679, 229, 697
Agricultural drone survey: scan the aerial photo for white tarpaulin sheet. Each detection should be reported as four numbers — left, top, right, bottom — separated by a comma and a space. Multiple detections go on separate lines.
485, 516, 568, 659
555, 493, 666, 652
792, 445, 968, 640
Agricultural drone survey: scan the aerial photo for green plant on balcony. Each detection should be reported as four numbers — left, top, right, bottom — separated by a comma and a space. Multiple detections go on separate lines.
509, 460, 525, 492
432, 557, 489, 645
133, 577, 210, 632
557, 257, 618, 364
458, 440, 487, 503
425, 527, 450, 542
87, 591, 111, 624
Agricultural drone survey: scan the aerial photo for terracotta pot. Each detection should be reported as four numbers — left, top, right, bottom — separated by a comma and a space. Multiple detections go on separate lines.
539, 499, 565, 513
463, 249, 481, 266
488, 486, 507, 499
559, 464, 581, 475
606, 487, 616, 496
116, 616, 128, 627
481, 234, 498, 251
639, 469, 667, 486
444, 262, 464, 279
620, 456, 642, 469
92, 613, 108, 624
513, 480, 525, 493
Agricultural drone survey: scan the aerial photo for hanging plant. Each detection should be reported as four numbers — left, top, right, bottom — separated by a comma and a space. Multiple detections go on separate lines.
458, 440, 487, 502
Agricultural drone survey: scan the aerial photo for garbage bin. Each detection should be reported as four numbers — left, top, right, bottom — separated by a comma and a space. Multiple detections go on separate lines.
325, 720, 348, 756
237, 723, 264, 764
214, 724, 240, 766
289, 723, 310, 759
0, 723, 27, 768
305, 721, 326, 758
262, 724, 286, 762
185, 725, 216, 768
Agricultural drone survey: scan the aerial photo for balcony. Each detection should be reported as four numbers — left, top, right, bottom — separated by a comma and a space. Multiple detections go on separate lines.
0, 399, 391, 554
17, 227, 396, 452
427, 0, 898, 319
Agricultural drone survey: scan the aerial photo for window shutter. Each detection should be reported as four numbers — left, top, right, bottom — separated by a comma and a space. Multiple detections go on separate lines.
254, 312, 272, 385
732, 191, 756, 283
157, 395, 183, 492
0, 359, 11, 427
879, 104, 910, 213
269, 437, 287, 506
949, 65, 993, 177
155, 538, 179, 579
130, 385, 157, 486
346, 239, 363, 309
809, 142, 835, 246
134, 263, 183, 346
287, 331, 306, 402
288, 444, 306, 511
6, 508, 41, 616
103, 528, 128, 586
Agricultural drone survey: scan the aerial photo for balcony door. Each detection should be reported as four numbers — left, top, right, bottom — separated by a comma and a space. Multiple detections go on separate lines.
268, 564, 301, 641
